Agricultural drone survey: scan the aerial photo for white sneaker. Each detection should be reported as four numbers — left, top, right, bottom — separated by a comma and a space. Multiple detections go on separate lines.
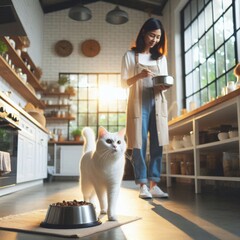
150, 186, 169, 198
139, 185, 152, 199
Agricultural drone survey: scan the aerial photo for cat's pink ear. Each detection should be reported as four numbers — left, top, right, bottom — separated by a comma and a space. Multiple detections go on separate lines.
118, 128, 126, 137
98, 126, 108, 138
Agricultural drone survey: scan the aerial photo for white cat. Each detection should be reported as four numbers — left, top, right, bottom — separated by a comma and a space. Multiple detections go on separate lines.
80, 126, 126, 221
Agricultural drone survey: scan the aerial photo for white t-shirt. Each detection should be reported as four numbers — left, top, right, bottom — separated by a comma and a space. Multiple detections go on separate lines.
121, 50, 168, 88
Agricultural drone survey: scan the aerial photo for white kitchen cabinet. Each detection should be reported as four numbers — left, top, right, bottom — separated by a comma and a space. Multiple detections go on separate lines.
17, 115, 48, 183
163, 89, 240, 193
59, 145, 82, 176
17, 133, 35, 183
17, 116, 36, 183
48, 143, 83, 177
35, 128, 48, 179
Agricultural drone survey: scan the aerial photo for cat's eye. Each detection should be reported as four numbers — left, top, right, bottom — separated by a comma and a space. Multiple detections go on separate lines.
106, 139, 113, 144
117, 140, 121, 144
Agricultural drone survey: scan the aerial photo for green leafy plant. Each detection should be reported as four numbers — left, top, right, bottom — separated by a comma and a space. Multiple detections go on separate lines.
58, 75, 68, 85
71, 128, 82, 137
0, 40, 8, 55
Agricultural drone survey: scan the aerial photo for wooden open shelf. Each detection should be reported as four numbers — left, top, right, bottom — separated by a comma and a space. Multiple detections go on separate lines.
165, 90, 240, 193
45, 104, 70, 108
46, 116, 75, 121
1, 37, 43, 91
42, 91, 75, 97
0, 55, 45, 108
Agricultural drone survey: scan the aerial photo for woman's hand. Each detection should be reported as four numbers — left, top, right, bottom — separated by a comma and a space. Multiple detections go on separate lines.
139, 69, 154, 79
154, 85, 170, 91
127, 69, 155, 86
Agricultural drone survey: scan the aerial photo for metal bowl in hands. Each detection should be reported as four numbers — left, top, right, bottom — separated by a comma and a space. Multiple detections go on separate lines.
152, 75, 174, 87
40, 200, 101, 229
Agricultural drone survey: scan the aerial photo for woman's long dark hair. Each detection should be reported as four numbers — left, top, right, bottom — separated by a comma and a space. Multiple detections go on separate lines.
132, 18, 167, 60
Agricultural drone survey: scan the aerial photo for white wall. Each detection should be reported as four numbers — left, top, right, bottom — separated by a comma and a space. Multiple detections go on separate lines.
164, 0, 188, 118
41, 2, 162, 81
155, 0, 188, 119
12, 0, 44, 67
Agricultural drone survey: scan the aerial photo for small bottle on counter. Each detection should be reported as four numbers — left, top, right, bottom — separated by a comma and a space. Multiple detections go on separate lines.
227, 81, 236, 93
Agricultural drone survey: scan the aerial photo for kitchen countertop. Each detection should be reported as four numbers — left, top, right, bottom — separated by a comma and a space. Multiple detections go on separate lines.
169, 88, 240, 126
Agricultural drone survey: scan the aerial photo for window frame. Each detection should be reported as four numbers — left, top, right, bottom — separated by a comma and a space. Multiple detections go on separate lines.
59, 72, 127, 135
181, 0, 239, 109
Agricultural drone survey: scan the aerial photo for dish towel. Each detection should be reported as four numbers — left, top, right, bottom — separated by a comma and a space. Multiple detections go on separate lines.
0, 151, 11, 175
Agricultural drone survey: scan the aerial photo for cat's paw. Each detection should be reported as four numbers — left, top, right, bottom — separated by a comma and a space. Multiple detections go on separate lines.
108, 215, 117, 221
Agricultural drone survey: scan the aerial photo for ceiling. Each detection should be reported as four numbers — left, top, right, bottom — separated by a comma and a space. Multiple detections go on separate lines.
39, 0, 168, 16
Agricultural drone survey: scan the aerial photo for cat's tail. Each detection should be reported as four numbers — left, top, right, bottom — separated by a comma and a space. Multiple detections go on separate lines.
82, 127, 96, 154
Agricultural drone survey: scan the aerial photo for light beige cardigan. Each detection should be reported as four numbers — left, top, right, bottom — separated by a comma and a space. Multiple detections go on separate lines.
121, 50, 169, 149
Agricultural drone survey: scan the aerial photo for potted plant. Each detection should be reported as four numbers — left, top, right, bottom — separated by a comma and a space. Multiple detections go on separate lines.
71, 128, 82, 141
0, 40, 8, 56
58, 75, 68, 93
65, 86, 75, 95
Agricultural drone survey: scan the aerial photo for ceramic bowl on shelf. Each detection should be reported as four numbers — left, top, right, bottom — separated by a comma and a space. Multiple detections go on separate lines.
172, 137, 183, 150
182, 135, 193, 147
228, 130, 238, 138
217, 132, 229, 141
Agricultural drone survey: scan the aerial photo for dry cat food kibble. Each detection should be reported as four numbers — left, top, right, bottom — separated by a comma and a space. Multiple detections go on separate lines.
52, 200, 90, 207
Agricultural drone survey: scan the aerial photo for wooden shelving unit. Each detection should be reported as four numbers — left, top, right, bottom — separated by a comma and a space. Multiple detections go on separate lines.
1, 37, 43, 90
44, 104, 70, 109
163, 88, 240, 193
43, 92, 75, 122
46, 116, 75, 121
0, 55, 44, 108
42, 91, 76, 140
42, 91, 75, 97
0, 36, 44, 108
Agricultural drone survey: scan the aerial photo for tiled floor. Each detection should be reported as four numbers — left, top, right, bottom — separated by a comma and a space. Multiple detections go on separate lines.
0, 180, 239, 240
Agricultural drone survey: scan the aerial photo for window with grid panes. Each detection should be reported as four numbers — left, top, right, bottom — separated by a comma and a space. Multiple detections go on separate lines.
60, 73, 127, 137
181, 0, 239, 109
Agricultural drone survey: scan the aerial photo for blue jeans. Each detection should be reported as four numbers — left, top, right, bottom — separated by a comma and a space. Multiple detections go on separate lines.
132, 88, 163, 184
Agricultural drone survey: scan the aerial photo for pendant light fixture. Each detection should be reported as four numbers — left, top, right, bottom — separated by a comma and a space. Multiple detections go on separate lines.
106, 6, 129, 25
68, 4, 92, 21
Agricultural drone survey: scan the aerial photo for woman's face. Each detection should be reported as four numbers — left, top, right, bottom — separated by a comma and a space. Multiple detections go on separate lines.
144, 29, 161, 50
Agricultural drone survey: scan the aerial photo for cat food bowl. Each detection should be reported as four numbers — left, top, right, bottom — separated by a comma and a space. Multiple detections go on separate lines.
152, 75, 174, 87
40, 200, 101, 229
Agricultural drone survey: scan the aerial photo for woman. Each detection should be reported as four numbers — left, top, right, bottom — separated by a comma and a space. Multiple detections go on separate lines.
121, 18, 170, 199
